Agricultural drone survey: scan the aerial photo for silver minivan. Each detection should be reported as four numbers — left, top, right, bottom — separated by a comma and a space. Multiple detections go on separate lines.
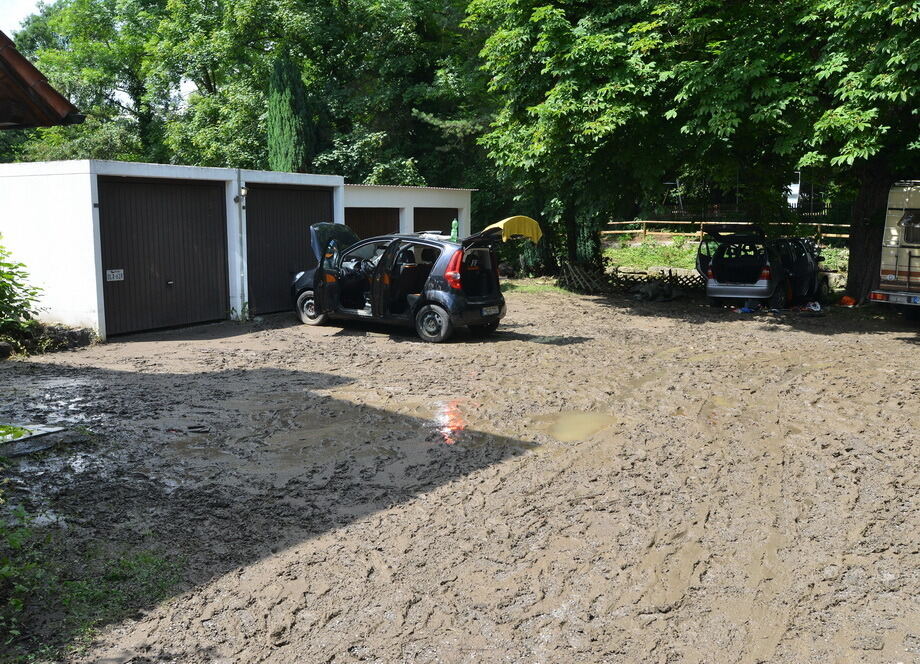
696, 226, 830, 307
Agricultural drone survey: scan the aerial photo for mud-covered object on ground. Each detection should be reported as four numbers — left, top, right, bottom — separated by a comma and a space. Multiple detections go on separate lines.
1, 292, 918, 663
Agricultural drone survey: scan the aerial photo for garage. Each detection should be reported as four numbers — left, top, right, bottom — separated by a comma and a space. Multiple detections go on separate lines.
245, 184, 333, 315
344, 207, 400, 239
414, 207, 459, 234
98, 176, 228, 335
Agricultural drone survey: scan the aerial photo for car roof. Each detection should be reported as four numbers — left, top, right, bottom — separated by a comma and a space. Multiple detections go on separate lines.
355, 233, 460, 248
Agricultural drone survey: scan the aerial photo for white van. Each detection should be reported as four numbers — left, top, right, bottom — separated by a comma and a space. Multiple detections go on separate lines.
870, 181, 920, 320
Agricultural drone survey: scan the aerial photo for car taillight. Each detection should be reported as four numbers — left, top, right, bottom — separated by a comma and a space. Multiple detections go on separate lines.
706, 267, 714, 280
445, 249, 463, 290
759, 266, 772, 281
870, 292, 888, 301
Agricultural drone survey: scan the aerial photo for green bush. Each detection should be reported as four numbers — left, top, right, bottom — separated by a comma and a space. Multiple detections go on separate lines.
0, 238, 40, 338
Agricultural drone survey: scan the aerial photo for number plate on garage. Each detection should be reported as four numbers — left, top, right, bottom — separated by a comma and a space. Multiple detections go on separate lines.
481, 306, 500, 316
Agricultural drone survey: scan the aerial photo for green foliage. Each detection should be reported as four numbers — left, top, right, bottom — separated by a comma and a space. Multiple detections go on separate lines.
0, 238, 40, 337
0, 427, 31, 443
0, 505, 48, 650
604, 240, 700, 271
500, 279, 568, 294
267, 53, 312, 173
0, 489, 181, 661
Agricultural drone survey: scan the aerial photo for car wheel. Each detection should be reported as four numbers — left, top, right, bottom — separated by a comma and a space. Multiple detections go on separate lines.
768, 280, 789, 309
415, 304, 453, 342
296, 290, 327, 326
469, 321, 499, 337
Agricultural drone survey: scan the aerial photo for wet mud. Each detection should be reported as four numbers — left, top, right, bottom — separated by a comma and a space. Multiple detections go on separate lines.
1, 293, 919, 663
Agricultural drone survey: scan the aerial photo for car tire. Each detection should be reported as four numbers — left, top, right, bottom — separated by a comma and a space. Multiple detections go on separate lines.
768, 280, 789, 309
296, 290, 327, 326
415, 304, 453, 343
469, 321, 499, 337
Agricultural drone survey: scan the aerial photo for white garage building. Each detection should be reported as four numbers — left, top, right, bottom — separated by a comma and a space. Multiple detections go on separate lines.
0, 160, 473, 339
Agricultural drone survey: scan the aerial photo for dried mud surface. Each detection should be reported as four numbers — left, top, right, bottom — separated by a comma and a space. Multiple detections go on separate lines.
2, 293, 919, 663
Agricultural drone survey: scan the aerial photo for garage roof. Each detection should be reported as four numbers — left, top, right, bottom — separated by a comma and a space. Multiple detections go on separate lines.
346, 183, 477, 192
0, 30, 83, 130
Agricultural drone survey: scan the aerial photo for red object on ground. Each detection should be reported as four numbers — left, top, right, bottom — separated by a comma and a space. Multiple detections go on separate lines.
839, 295, 857, 307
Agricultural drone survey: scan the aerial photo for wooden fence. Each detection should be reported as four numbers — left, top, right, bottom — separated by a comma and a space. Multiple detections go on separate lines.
600, 219, 850, 241
558, 263, 706, 294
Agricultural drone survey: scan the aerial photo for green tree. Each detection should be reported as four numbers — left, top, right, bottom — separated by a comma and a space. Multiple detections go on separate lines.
14, 0, 168, 162
639, 0, 920, 299
267, 52, 312, 173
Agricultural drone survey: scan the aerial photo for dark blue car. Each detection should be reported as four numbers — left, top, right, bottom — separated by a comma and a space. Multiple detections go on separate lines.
292, 223, 506, 342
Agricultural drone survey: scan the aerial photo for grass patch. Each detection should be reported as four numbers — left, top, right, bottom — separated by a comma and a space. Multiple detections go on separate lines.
818, 246, 849, 272
0, 507, 182, 663
0, 426, 30, 443
604, 238, 850, 273
604, 237, 698, 271
501, 278, 569, 294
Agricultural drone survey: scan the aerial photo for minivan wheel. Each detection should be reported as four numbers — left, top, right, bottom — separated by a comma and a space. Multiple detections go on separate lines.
768, 280, 789, 309
469, 321, 499, 337
415, 304, 453, 342
296, 290, 327, 326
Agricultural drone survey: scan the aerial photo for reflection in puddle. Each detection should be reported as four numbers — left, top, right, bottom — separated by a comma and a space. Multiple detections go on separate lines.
533, 412, 616, 442
434, 400, 466, 445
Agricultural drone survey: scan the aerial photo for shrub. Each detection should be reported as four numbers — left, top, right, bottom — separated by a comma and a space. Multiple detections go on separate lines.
0, 237, 40, 338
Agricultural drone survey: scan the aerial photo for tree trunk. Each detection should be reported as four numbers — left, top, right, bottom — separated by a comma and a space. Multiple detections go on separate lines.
845, 163, 892, 302
564, 199, 578, 264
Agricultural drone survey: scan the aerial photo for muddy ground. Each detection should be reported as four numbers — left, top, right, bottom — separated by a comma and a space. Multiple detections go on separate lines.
2, 290, 919, 663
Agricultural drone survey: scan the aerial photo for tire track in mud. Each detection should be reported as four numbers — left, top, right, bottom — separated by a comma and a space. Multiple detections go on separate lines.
1, 293, 918, 662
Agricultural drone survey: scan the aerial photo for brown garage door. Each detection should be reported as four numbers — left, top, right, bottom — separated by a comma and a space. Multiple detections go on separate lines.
414, 207, 459, 234
98, 176, 228, 336
246, 184, 333, 315
345, 207, 400, 239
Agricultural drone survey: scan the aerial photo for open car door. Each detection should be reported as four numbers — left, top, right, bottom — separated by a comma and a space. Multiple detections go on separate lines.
370, 239, 404, 318
315, 239, 343, 314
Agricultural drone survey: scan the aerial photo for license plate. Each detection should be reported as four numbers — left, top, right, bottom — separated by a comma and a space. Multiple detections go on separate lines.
889, 294, 920, 304
481, 306, 500, 316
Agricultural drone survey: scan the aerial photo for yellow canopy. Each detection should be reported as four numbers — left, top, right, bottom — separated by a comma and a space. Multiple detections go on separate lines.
482, 216, 543, 244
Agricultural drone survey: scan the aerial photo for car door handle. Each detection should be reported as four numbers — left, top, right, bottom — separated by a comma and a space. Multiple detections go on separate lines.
166, 280, 175, 286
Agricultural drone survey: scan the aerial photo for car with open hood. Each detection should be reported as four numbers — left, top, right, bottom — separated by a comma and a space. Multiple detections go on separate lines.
291, 217, 542, 342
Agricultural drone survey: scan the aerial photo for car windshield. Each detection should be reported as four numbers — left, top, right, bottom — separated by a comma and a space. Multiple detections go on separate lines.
313, 223, 360, 254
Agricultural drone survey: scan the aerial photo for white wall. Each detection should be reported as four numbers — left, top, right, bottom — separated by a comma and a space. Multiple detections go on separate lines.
343, 184, 473, 236
0, 161, 101, 331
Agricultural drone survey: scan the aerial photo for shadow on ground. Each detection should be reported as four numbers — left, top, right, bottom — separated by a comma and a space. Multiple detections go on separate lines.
0, 363, 538, 659
586, 290, 920, 338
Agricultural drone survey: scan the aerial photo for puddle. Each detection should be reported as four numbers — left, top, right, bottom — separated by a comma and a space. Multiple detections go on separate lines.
533, 412, 617, 442
433, 400, 466, 445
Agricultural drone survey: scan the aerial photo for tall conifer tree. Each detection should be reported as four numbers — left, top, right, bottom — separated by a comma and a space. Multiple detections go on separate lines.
267, 52, 310, 173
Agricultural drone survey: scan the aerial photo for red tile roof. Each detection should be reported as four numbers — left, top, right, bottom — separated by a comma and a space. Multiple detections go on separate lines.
0, 30, 83, 130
